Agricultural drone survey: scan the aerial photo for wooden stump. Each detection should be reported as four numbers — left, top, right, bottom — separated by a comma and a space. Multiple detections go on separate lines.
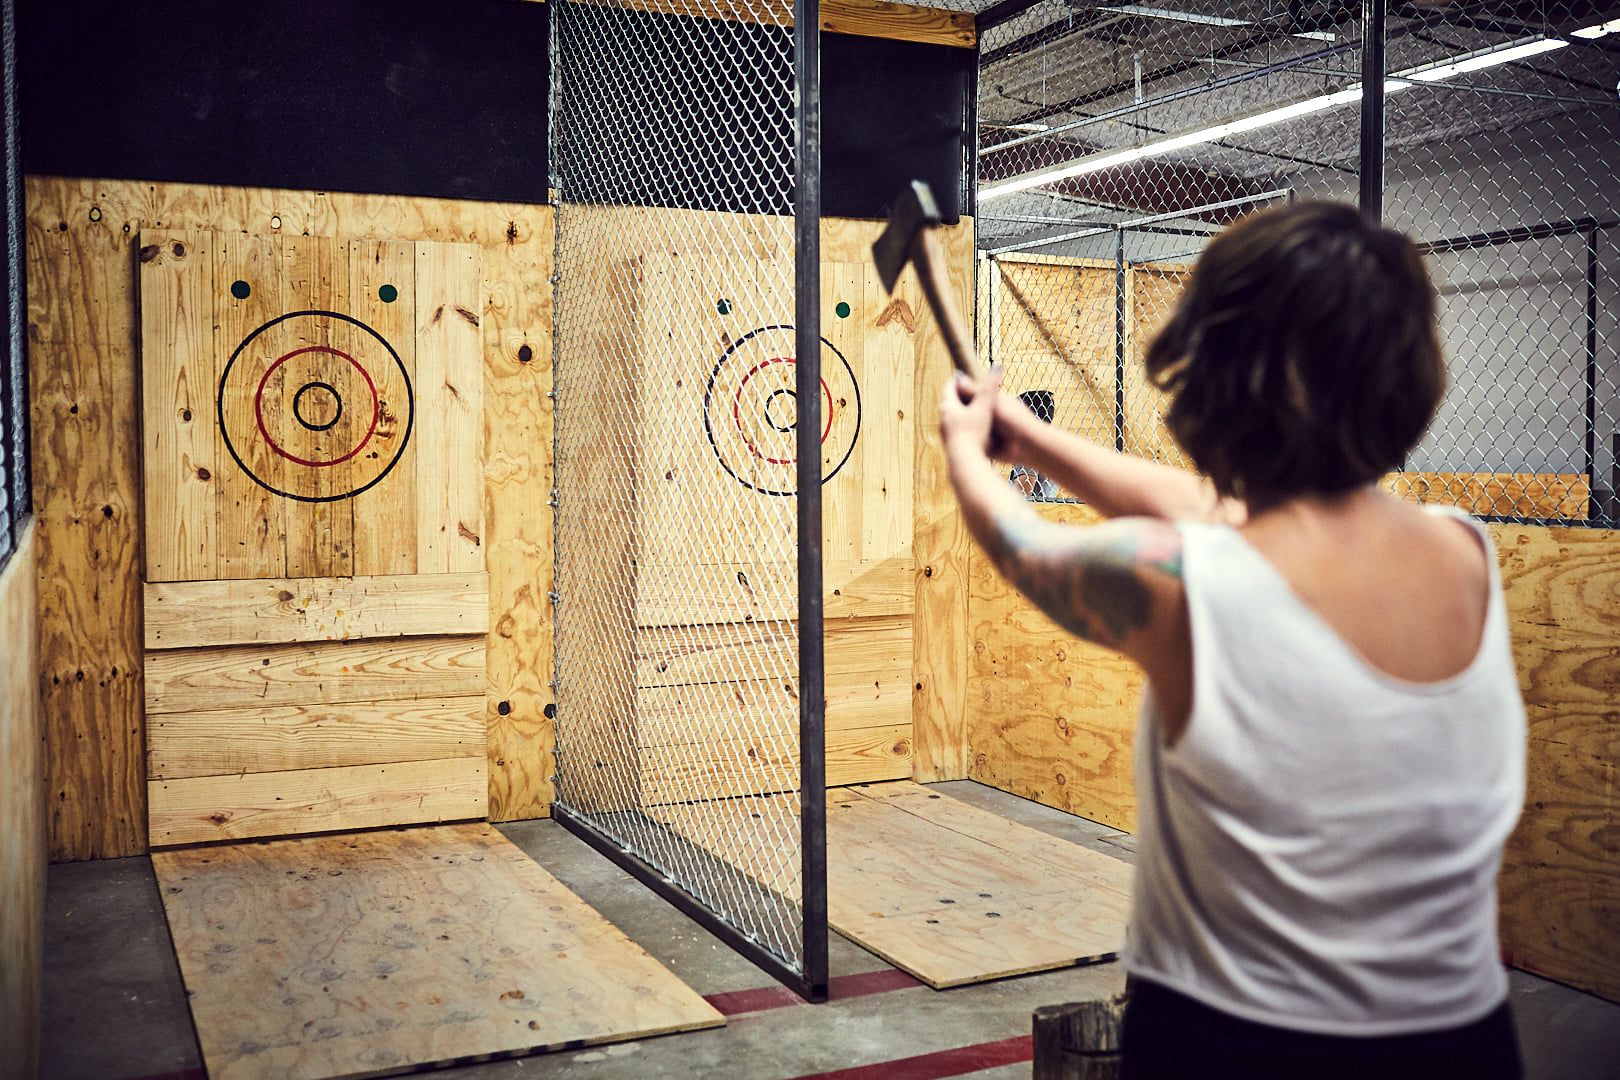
1033, 991, 1130, 1080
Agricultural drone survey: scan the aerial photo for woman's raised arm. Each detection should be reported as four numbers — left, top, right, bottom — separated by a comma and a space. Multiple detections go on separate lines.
986, 380, 1242, 525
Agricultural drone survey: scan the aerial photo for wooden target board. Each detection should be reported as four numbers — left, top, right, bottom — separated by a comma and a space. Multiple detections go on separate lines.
138, 230, 489, 845
562, 220, 919, 812
139, 230, 483, 583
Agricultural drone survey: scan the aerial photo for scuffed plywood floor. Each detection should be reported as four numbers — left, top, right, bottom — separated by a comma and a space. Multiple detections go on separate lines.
151, 822, 722, 1080
654, 780, 1135, 988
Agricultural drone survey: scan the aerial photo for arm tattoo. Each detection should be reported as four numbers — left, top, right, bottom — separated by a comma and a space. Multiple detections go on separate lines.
989, 509, 1182, 648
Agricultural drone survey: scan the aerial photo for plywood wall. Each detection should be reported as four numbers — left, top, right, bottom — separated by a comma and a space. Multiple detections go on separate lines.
966, 502, 1141, 831
1494, 524, 1620, 1004
552, 204, 973, 801
0, 523, 44, 1078
27, 177, 556, 860
136, 230, 491, 844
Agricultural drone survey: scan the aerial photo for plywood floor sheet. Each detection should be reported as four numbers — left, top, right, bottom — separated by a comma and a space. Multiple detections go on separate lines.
151, 823, 722, 1080
654, 780, 1135, 988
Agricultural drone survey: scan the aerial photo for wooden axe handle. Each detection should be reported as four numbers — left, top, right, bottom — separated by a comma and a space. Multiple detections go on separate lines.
909, 228, 980, 378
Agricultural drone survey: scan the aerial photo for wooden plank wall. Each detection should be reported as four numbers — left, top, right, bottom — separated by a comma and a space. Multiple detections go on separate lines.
550, 204, 965, 803
27, 177, 556, 860
135, 231, 490, 844
0, 523, 44, 1078
553, 205, 972, 800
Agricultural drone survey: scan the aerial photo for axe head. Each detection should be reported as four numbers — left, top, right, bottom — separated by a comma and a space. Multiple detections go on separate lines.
872, 180, 942, 295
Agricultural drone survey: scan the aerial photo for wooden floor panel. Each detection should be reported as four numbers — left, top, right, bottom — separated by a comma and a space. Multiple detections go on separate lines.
826, 782, 1133, 987
653, 780, 1135, 988
151, 823, 722, 1080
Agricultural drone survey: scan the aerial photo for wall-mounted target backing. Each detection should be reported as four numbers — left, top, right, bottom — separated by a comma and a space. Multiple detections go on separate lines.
703, 324, 861, 497
218, 310, 414, 503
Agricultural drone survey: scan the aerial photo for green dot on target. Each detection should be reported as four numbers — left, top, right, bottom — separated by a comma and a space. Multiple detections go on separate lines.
717, 298, 732, 315
230, 280, 251, 300
835, 301, 851, 319
379, 284, 399, 304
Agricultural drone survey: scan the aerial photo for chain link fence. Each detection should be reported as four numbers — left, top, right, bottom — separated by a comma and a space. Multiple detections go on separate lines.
549, 0, 825, 994
975, 2, 1619, 524
1, 0, 26, 567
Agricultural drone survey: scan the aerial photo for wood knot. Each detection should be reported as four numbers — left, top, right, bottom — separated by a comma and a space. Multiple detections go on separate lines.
875, 297, 917, 333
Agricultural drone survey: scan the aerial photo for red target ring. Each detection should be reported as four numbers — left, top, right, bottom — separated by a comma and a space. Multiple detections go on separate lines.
253, 346, 381, 468
219, 309, 413, 505
702, 324, 861, 498
733, 357, 833, 465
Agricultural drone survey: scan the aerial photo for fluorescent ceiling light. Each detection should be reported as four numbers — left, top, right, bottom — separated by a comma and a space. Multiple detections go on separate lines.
1572, 18, 1620, 39
1406, 37, 1568, 82
1101, 4, 1249, 27
979, 37, 1570, 204
980, 85, 1374, 202
1100, 4, 1335, 41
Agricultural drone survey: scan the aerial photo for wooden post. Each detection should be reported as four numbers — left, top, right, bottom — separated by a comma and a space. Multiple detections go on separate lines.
1032, 992, 1129, 1080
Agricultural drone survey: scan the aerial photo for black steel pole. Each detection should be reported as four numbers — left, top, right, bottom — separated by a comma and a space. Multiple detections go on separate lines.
1359, 0, 1386, 222
1114, 227, 1126, 454
793, 0, 829, 1005
1586, 225, 1598, 521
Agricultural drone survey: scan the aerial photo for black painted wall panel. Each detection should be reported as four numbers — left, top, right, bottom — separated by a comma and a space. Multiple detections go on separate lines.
19, 0, 550, 204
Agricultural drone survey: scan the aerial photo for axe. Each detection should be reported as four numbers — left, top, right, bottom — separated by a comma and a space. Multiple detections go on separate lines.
871, 180, 981, 378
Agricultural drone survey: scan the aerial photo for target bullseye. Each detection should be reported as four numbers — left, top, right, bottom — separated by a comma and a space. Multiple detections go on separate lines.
734, 358, 834, 465
704, 325, 860, 497
220, 310, 413, 504
292, 381, 343, 433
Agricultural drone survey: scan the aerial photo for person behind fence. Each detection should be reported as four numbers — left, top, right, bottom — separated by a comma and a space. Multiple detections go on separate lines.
938, 200, 1526, 1079
1008, 389, 1059, 500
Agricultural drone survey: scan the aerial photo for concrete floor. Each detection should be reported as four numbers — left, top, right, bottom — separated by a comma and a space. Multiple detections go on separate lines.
40, 781, 1620, 1080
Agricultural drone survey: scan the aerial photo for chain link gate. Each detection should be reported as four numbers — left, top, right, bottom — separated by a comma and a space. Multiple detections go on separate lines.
549, 0, 828, 998
974, 2, 1618, 525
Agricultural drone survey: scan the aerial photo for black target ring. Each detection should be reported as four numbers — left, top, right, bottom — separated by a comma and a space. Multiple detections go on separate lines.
764, 387, 797, 433
703, 324, 860, 498
218, 309, 414, 504
293, 381, 343, 432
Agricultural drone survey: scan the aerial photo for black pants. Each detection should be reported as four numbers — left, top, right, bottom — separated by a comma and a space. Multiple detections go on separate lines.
1122, 978, 1524, 1080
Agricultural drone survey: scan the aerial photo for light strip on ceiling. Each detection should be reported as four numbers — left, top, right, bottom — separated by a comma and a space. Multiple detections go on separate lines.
1099, 4, 1336, 41
980, 36, 1565, 204
1404, 37, 1568, 81
981, 86, 1368, 201
1100, 5, 1249, 28
1572, 18, 1620, 39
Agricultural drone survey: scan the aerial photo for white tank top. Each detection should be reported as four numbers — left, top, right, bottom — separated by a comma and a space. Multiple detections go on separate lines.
1124, 509, 1526, 1036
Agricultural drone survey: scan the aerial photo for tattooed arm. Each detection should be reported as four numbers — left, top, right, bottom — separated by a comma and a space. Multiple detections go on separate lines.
941, 370, 1194, 734
979, 505, 1185, 652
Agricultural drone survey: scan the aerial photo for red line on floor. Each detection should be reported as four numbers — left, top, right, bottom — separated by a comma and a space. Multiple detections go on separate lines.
705, 968, 924, 1015
707, 983, 807, 1015
125, 1069, 206, 1080
829, 968, 925, 1001
781, 1034, 1034, 1080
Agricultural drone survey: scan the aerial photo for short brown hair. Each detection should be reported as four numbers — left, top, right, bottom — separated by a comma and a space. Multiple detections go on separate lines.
1144, 201, 1444, 506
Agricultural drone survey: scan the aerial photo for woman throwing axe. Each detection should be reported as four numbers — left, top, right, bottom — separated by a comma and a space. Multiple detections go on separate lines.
940, 201, 1526, 1079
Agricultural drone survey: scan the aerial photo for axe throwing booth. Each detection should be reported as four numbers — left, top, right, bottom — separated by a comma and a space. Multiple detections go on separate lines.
549, 0, 1133, 1003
